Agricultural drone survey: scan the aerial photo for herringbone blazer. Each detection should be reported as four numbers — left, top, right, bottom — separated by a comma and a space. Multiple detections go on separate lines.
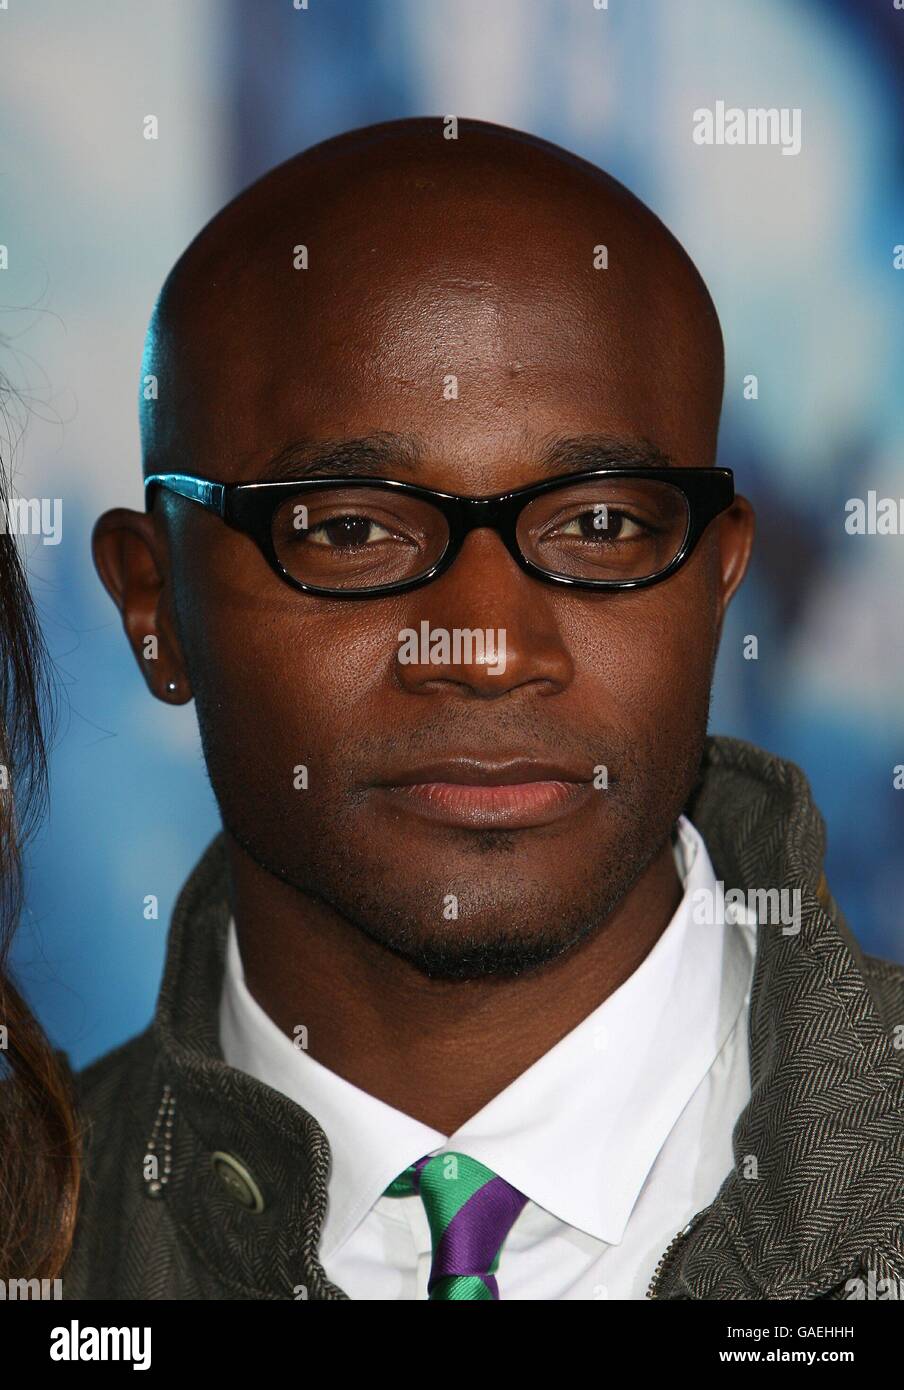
61, 735, 904, 1299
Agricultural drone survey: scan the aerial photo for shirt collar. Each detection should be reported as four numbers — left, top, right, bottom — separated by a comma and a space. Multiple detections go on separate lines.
220, 815, 754, 1256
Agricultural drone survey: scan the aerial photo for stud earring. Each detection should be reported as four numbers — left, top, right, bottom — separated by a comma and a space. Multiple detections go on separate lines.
165, 681, 178, 693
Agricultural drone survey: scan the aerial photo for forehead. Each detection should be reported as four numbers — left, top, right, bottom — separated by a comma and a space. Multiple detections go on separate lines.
149, 154, 721, 488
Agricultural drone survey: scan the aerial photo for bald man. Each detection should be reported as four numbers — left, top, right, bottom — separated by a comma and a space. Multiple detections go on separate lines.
65, 119, 904, 1301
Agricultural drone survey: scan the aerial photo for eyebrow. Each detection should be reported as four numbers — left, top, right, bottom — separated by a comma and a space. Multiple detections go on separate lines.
253, 430, 672, 484
256, 433, 424, 482
535, 435, 673, 474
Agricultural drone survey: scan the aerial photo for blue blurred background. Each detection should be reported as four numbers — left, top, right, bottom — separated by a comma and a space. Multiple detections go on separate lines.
4, 0, 903, 1069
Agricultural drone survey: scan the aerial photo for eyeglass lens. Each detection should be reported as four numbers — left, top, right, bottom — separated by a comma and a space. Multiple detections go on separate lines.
269, 479, 690, 591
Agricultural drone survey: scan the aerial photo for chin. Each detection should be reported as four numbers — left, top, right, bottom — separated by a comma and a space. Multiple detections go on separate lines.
353, 910, 600, 983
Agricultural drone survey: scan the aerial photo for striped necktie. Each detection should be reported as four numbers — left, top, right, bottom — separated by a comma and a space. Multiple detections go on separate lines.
384, 1151, 528, 1300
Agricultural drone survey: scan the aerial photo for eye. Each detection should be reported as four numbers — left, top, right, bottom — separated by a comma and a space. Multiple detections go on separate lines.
305, 514, 395, 548
557, 508, 644, 541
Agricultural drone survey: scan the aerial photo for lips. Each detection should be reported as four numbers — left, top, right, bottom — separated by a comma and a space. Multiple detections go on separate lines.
374, 757, 595, 830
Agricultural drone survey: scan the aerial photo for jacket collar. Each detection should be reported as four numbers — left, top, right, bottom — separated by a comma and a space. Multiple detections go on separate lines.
150, 734, 904, 1300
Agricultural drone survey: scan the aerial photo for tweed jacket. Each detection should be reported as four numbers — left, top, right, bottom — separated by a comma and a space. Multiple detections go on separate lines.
61, 735, 904, 1300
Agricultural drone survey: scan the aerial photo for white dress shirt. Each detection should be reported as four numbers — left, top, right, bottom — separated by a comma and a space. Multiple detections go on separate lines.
219, 815, 757, 1299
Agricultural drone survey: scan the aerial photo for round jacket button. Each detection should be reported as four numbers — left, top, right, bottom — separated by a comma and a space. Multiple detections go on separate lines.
211, 1151, 265, 1213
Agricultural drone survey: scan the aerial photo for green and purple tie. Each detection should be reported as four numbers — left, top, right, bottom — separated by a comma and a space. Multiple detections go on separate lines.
384, 1151, 528, 1300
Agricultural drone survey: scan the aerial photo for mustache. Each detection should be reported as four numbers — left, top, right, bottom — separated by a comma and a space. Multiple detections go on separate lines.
340, 708, 628, 782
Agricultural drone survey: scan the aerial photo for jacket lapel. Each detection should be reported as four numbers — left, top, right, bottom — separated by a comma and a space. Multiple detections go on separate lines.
151, 833, 348, 1299
653, 736, 904, 1298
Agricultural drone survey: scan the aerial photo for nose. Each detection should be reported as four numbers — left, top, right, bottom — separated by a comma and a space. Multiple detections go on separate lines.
394, 528, 574, 699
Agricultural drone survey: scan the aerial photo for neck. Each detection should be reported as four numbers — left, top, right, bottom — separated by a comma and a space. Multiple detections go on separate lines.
226, 834, 683, 1134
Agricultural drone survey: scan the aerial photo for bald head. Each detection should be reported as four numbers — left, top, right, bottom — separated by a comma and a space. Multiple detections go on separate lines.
140, 117, 724, 483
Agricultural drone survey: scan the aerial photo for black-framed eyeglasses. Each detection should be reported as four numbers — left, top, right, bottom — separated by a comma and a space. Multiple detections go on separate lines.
144, 467, 734, 599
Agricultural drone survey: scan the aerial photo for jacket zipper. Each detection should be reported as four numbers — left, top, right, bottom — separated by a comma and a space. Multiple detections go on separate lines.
646, 1210, 707, 1299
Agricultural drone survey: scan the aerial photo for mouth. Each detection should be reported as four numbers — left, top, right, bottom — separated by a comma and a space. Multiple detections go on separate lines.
373, 757, 596, 830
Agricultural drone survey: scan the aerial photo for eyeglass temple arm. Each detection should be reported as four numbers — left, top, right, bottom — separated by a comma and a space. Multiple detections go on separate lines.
144, 473, 226, 516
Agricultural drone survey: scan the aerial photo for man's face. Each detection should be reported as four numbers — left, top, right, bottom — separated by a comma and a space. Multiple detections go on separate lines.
124, 145, 751, 979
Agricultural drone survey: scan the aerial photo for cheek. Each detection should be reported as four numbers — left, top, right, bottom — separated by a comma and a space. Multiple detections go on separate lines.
561, 562, 718, 726
178, 578, 404, 758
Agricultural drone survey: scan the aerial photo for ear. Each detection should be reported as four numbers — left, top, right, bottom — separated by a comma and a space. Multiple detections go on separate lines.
715, 494, 755, 619
91, 507, 192, 703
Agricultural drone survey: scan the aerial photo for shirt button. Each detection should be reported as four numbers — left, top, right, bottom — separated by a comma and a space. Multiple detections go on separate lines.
211, 1150, 266, 1213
